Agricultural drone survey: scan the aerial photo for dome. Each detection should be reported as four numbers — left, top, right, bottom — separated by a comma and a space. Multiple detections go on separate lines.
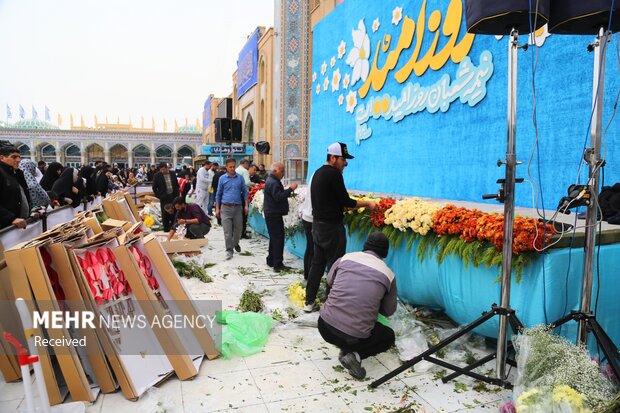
10, 119, 60, 130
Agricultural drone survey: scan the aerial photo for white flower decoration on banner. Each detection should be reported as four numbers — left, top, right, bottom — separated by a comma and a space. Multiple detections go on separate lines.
337, 40, 346, 59
372, 18, 380, 32
321, 61, 327, 75
316, 84, 321, 95
330, 56, 336, 67
343, 73, 351, 89
331, 68, 341, 92
323, 77, 329, 91
312, 72, 317, 82
345, 90, 357, 113
392, 7, 403, 25
345, 19, 371, 87
338, 94, 344, 106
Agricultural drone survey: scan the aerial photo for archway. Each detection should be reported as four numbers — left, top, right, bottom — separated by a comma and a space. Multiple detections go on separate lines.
109, 144, 128, 168
155, 145, 172, 166
133, 144, 151, 167
40, 143, 56, 164
86, 143, 104, 165
17, 143, 31, 158
244, 113, 254, 144
63, 143, 81, 168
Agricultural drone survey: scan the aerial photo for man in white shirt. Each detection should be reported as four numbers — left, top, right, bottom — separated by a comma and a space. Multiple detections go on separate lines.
235, 158, 253, 238
195, 161, 213, 212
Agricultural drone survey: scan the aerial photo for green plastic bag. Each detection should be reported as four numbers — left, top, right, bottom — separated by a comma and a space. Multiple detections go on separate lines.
377, 313, 391, 328
216, 310, 273, 359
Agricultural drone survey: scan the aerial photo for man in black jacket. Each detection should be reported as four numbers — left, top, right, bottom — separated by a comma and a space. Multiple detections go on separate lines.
263, 162, 297, 272
152, 162, 179, 231
0, 142, 31, 229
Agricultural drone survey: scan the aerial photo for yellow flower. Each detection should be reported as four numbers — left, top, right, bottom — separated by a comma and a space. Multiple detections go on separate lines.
287, 282, 306, 307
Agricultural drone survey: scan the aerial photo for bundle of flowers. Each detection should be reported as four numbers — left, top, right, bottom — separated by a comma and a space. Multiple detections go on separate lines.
384, 197, 441, 236
512, 326, 615, 412
343, 194, 393, 240
248, 183, 265, 204
250, 189, 264, 214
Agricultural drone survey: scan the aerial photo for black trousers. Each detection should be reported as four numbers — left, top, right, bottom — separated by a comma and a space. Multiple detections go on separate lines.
318, 317, 395, 360
302, 219, 313, 280
305, 220, 346, 305
159, 195, 175, 232
186, 223, 211, 239
265, 215, 285, 269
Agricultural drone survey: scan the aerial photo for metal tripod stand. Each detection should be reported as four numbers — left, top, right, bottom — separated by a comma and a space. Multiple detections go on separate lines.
549, 27, 620, 382
372, 30, 525, 389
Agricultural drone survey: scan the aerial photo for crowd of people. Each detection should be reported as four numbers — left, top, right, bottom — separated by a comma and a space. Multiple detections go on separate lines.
2, 137, 397, 382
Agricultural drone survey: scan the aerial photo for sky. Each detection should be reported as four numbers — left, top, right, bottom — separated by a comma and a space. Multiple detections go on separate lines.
0, 0, 274, 130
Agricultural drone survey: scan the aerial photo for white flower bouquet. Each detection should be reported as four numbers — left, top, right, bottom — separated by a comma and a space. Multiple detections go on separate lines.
384, 197, 441, 235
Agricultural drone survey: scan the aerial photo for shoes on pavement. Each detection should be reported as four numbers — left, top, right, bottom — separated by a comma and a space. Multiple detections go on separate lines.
274, 265, 293, 273
234, 244, 241, 252
225, 251, 233, 260
241, 233, 251, 239
303, 302, 318, 313
339, 352, 366, 380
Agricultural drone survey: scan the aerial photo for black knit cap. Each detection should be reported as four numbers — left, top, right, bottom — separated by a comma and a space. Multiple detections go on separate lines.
363, 232, 389, 258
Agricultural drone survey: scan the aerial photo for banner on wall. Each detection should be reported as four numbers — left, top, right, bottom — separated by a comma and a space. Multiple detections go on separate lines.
203, 96, 212, 130
237, 28, 260, 98
309, 0, 619, 208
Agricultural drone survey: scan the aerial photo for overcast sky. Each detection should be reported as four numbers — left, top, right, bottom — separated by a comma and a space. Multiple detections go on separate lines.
0, 0, 274, 130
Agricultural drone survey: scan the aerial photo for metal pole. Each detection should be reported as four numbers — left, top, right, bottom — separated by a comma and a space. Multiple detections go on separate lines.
496, 30, 519, 380
578, 27, 608, 344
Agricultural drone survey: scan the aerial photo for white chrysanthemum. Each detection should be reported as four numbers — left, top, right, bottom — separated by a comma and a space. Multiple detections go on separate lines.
337, 40, 346, 59
323, 77, 329, 91
342, 73, 351, 89
384, 198, 441, 235
345, 90, 357, 113
315, 84, 321, 95
331, 68, 341, 92
330, 56, 336, 67
338, 94, 344, 106
392, 7, 403, 25
251, 190, 265, 213
321, 61, 327, 75
312, 72, 317, 82
345, 19, 371, 86
372, 18, 380, 32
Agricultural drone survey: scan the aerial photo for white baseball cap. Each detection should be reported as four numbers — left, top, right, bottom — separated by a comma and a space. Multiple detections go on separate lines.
327, 142, 354, 159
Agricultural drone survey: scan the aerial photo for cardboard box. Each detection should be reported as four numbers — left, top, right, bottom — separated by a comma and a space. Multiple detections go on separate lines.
4, 244, 68, 405
0, 254, 21, 383
160, 238, 209, 256
101, 219, 132, 232
123, 193, 141, 222
68, 235, 175, 400
143, 235, 219, 360
114, 238, 203, 380
19, 240, 101, 402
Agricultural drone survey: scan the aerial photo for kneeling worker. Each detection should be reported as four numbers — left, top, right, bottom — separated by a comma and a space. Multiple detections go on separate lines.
318, 232, 397, 380
167, 196, 211, 241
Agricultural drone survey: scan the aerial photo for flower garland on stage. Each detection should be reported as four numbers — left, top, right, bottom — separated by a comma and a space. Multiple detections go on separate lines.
250, 188, 556, 280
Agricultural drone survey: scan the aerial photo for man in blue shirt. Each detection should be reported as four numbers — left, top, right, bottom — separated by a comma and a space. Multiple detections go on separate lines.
215, 158, 249, 260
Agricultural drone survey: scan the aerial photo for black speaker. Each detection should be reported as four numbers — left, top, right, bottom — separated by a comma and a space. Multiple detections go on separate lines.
255, 141, 270, 154
465, 0, 550, 35
231, 119, 242, 142
549, 1, 620, 34
214, 118, 231, 142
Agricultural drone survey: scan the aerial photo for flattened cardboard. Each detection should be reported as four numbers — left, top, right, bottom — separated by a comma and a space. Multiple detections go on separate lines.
124, 193, 141, 222
160, 238, 209, 255
100, 219, 132, 232
143, 236, 219, 359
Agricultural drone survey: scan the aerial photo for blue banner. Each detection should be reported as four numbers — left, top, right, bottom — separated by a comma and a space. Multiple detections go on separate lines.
237, 29, 260, 98
203, 96, 212, 130
309, 0, 620, 208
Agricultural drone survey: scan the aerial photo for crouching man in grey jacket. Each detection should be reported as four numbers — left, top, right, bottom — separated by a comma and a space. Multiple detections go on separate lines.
317, 232, 397, 380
